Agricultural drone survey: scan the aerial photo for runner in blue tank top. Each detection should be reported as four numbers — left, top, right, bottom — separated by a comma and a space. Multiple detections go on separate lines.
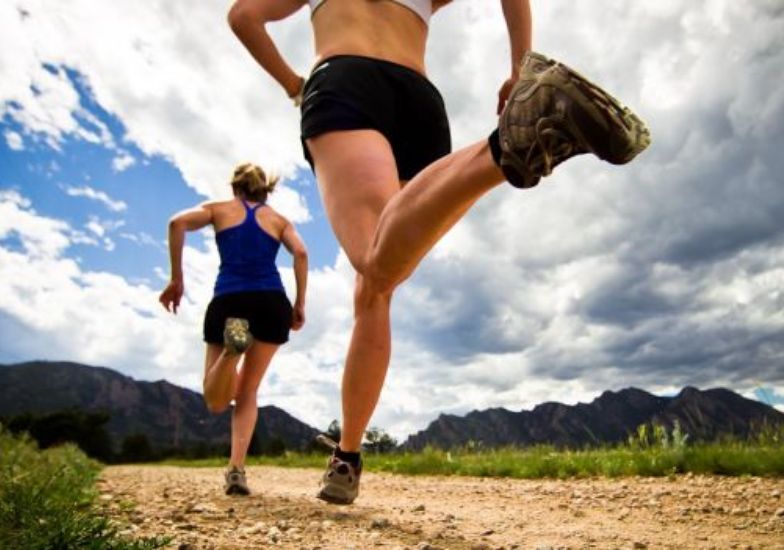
159, 162, 308, 496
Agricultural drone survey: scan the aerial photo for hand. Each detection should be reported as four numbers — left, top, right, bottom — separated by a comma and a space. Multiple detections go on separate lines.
288, 76, 305, 107
496, 74, 518, 115
291, 303, 305, 330
159, 279, 184, 314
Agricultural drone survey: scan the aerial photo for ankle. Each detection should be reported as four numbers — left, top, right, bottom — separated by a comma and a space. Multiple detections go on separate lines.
335, 447, 362, 467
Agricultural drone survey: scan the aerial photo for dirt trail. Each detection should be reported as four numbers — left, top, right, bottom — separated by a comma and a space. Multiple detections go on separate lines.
99, 465, 784, 549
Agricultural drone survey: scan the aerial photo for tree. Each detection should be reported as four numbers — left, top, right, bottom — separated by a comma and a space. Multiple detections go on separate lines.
262, 436, 286, 457
326, 419, 341, 442
4, 410, 114, 462
363, 426, 397, 454
120, 433, 155, 463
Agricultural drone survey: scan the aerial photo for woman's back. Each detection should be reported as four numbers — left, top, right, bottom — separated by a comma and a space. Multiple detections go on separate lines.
212, 199, 287, 296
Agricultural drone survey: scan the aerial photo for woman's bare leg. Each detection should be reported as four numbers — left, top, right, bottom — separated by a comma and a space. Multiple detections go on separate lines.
203, 344, 242, 413
230, 341, 279, 468
308, 130, 400, 451
365, 140, 505, 292
308, 131, 504, 451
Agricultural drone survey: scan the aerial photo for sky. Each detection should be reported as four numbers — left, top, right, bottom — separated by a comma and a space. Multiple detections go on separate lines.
1, 0, 783, 440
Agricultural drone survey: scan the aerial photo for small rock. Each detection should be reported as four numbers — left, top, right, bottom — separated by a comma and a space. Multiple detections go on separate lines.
177, 544, 196, 550
413, 504, 426, 512
416, 543, 432, 550
371, 518, 391, 529
471, 544, 492, 550
632, 543, 648, 549
243, 521, 267, 535
775, 507, 784, 518
771, 489, 781, 498
480, 529, 495, 536
188, 502, 215, 513
267, 526, 282, 537
276, 519, 290, 531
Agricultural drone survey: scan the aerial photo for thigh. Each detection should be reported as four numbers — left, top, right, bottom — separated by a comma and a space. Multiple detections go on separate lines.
306, 129, 401, 271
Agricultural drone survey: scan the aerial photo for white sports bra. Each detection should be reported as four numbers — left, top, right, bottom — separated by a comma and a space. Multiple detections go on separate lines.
309, 0, 432, 26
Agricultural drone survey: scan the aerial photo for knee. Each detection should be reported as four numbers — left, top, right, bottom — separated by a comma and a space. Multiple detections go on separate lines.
354, 271, 395, 314
205, 398, 230, 415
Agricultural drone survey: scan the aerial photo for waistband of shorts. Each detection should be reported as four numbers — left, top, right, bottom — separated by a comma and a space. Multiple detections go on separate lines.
310, 54, 440, 95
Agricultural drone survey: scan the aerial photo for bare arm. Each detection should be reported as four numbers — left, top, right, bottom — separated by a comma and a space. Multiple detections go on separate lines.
497, 0, 533, 114
281, 222, 308, 330
159, 204, 213, 313
227, 0, 307, 99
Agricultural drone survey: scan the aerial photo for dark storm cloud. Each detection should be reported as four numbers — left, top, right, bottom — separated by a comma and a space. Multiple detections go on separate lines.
392, 1, 784, 401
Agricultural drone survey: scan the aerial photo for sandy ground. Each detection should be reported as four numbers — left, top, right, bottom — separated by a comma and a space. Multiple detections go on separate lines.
99, 465, 784, 550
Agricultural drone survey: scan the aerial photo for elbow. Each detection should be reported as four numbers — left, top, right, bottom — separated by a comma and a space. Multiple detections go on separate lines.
294, 248, 308, 262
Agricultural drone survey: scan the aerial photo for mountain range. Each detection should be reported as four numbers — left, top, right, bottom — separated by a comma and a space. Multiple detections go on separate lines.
1, 361, 781, 452
403, 386, 784, 449
0, 361, 320, 453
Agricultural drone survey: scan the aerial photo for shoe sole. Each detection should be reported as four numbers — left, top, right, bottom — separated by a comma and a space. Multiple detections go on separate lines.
225, 483, 250, 496
316, 489, 354, 505
500, 51, 651, 185
224, 318, 252, 355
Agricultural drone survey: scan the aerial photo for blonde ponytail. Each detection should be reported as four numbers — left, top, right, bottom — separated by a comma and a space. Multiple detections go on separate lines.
230, 162, 279, 202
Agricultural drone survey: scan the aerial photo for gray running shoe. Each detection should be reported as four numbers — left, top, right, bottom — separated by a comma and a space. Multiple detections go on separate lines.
315, 434, 362, 505
224, 465, 250, 496
223, 317, 252, 355
499, 50, 651, 188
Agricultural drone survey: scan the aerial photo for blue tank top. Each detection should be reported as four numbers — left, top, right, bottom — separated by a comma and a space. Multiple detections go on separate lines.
213, 200, 285, 296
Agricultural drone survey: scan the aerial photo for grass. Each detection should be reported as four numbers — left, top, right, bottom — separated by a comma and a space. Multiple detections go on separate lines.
365, 443, 784, 478
0, 426, 169, 550
159, 435, 784, 479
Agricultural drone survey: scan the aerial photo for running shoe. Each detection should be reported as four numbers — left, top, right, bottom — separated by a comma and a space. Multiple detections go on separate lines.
315, 434, 362, 505
224, 465, 250, 496
499, 50, 651, 188
223, 317, 252, 355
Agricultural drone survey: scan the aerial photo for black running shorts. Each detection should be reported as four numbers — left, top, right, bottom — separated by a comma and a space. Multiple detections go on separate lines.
203, 290, 293, 345
300, 55, 452, 181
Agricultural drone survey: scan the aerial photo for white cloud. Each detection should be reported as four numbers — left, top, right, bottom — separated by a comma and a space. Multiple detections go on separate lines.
2, 0, 783, 440
112, 151, 136, 172
0, 0, 313, 221
4, 130, 23, 150
64, 185, 128, 212
119, 231, 163, 250
0, 190, 216, 386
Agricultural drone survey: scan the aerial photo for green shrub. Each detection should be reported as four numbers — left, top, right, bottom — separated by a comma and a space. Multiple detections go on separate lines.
0, 425, 168, 550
